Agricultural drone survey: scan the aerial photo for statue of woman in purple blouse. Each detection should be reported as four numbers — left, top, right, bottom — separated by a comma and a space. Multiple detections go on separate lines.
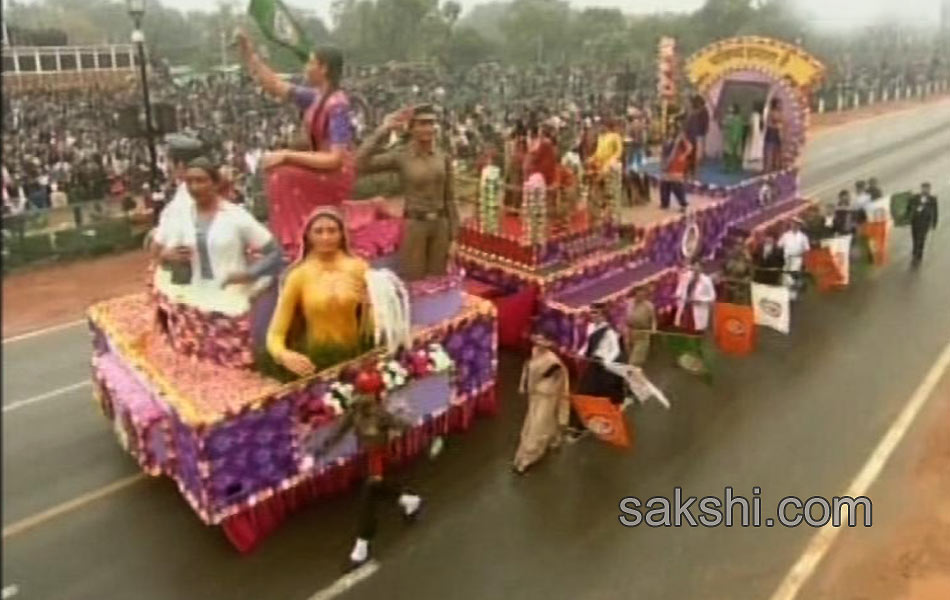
236, 30, 356, 258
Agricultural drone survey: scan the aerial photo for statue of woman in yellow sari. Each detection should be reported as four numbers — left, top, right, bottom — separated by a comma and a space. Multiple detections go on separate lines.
264, 207, 373, 379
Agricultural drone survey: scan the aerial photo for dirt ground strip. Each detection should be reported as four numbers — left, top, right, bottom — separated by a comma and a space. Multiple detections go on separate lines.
2, 250, 151, 338
810, 93, 950, 131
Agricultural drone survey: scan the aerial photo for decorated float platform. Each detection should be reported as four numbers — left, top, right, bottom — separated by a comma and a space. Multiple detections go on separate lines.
88, 196, 498, 553
458, 35, 825, 353
458, 171, 813, 352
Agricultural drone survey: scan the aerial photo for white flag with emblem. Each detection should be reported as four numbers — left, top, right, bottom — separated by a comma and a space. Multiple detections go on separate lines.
751, 283, 790, 334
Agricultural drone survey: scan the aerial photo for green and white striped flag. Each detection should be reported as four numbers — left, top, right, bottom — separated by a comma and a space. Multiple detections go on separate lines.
248, 0, 311, 62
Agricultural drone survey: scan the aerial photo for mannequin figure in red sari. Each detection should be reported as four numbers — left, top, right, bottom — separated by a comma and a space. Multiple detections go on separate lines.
236, 31, 356, 257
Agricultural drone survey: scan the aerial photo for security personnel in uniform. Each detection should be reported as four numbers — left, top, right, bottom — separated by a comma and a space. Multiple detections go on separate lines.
905, 182, 939, 267
356, 105, 458, 281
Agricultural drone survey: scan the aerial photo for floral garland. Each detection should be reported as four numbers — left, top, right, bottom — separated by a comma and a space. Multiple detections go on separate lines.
478, 165, 502, 236
319, 344, 454, 417
523, 173, 547, 246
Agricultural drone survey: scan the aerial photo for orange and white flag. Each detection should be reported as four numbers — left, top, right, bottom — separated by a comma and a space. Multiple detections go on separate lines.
570, 395, 632, 449
714, 303, 756, 355
821, 235, 852, 286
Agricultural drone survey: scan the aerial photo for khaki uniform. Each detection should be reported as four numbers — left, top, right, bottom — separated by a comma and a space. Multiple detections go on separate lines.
357, 130, 459, 281
626, 299, 656, 366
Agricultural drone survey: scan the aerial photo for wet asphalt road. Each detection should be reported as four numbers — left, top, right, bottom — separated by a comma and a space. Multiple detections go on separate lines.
2, 100, 950, 600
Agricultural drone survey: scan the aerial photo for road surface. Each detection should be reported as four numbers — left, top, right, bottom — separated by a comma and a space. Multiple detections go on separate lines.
3, 100, 950, 600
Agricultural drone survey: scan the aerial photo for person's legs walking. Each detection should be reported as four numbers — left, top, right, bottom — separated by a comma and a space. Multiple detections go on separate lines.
673, 182, 688, 209
911, 227, 927, 264
351, 480, 381, 566
350, 471, 422, 568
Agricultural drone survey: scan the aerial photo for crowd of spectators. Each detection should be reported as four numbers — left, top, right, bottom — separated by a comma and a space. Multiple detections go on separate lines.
3, 52, 947, 222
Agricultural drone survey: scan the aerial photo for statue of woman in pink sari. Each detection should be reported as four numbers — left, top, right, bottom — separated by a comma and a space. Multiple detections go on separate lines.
236, 31, 356, 257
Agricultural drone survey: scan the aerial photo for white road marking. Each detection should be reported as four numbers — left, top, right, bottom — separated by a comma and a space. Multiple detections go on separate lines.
2, 381, 92, 414
2, 474, 147, 540
305, 560, 380, 600
2, 319, 87, 344
769, 338, 950, 600
2, 585, 20, 599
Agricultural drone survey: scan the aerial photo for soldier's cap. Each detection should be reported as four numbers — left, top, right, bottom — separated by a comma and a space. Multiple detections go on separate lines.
411, 104, 439, 123
165, 134, 205, 162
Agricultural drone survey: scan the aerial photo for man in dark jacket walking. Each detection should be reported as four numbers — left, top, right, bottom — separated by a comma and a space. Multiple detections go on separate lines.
905, 182, 939, 267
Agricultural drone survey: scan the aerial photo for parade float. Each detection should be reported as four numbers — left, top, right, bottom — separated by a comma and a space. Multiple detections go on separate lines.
87, 196, 498, 553
458, 36, 825, 353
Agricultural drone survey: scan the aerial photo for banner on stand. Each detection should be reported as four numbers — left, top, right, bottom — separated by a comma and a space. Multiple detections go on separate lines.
805, 248, 837, 292
713, 303, 756, 355
865, 198, 891, 223
861, 221, 890, 266
751, 284, 791, 334
570, 395, 632, 449
821, 235, 852, 286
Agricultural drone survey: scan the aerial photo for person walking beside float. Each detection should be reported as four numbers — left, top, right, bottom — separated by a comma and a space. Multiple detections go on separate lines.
513, 336, 571, 474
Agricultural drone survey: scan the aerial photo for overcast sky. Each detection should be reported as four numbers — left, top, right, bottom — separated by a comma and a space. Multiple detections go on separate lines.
26, 0, 948, 30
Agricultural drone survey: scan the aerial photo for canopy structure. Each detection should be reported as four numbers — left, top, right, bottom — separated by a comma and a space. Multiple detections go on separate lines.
685, 36, 826, 168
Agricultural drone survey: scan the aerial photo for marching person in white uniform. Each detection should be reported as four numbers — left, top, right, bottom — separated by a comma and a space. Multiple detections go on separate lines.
778, 219, 810, 300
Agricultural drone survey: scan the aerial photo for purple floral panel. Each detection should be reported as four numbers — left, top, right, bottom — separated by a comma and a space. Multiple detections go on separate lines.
171, 414, 205, 509
204, 399, 298, 512
387, 373, 452, 422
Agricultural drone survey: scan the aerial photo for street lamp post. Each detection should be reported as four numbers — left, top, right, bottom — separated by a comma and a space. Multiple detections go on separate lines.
127, 0, 159, 220
622, 60, 631, 114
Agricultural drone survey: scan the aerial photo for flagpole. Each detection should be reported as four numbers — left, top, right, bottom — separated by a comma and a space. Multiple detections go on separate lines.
2, 0, 10, 47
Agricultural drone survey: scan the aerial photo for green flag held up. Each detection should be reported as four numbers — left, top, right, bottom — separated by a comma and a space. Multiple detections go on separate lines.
890, 191, 913, 227
248, 0, 312, 62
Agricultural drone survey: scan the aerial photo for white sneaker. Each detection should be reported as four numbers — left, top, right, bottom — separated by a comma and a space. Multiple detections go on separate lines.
399, 494, 422, 518
349, 538, 370, 564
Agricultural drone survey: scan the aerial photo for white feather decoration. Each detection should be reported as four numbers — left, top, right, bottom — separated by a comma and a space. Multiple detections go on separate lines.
365, 268, 412, 354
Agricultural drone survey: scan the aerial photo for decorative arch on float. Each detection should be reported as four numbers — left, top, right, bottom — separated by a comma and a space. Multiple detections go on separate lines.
684, 36, 826, 168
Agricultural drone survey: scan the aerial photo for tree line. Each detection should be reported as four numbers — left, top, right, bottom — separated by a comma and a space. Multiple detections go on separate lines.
4, 0, 948, 78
